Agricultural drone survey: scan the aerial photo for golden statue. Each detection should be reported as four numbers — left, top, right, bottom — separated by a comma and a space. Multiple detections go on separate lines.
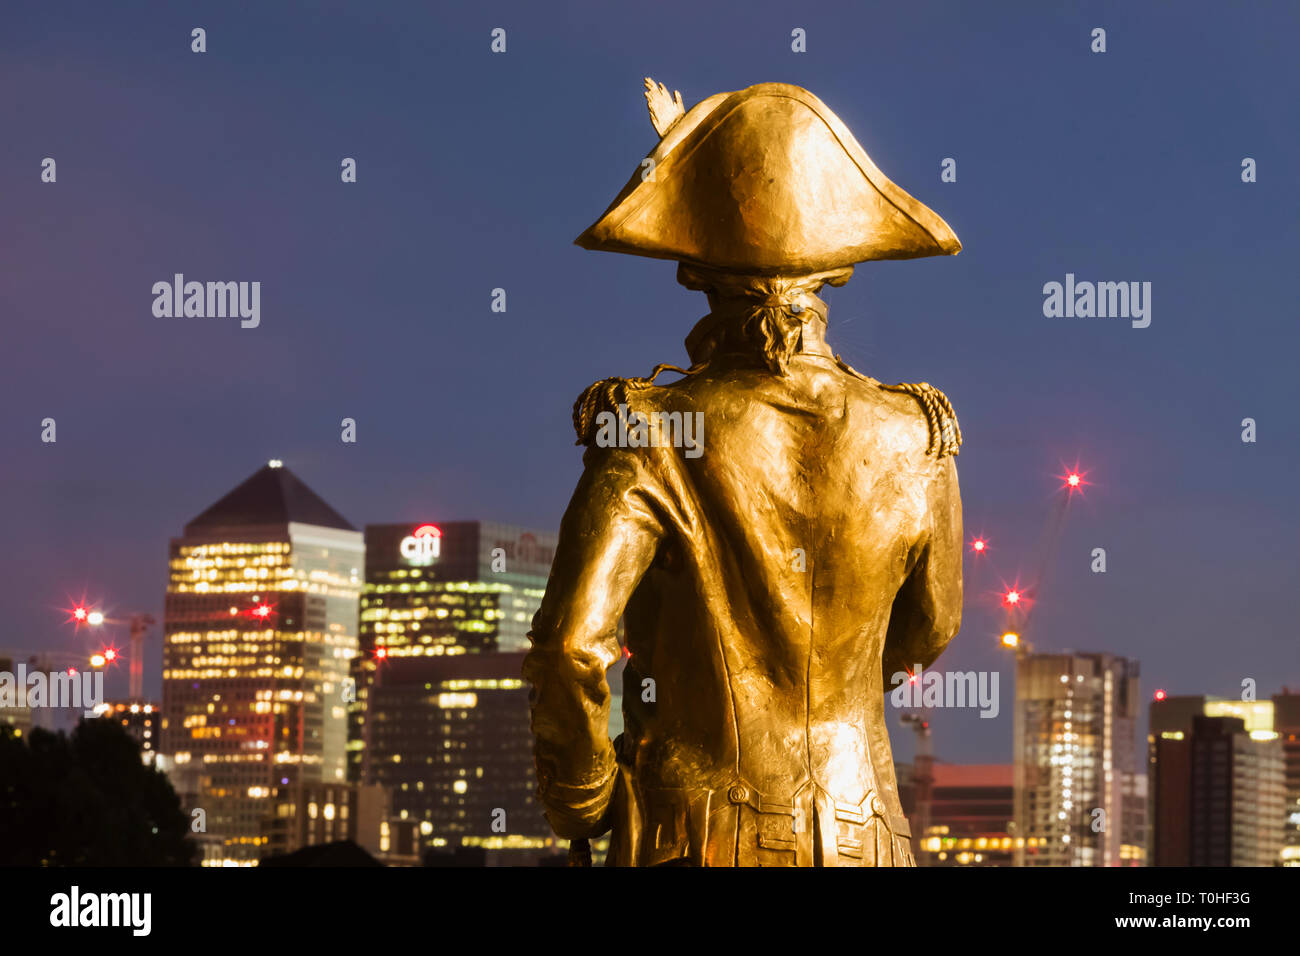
523, 80, 964, 866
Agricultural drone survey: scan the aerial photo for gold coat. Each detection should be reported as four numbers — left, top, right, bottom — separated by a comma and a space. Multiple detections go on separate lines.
523, 329, 963, 866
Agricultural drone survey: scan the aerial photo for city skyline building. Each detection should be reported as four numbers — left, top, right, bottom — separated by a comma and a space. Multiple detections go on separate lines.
1150, 693, 1289, 866
160, 462, 364, 865
914, 763, 1018, 867
1274, 690, 1300, 866
99, 699, 161, 765
0, 654, 34, 736
361, 651, 557, 864
1012, 651, 1145, 866
260, 779, 420, 865
347, 521, 557, 784
349, 521, 567, 863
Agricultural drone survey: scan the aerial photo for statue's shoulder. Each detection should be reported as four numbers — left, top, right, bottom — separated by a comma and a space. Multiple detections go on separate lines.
834, 356, 962, 459
571, 363, 697, 447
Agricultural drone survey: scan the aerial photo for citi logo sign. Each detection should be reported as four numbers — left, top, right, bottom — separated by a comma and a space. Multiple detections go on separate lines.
399, 525, 441, 565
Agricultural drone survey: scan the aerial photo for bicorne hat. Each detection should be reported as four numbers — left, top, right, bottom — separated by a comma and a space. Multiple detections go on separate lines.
575, 80, 961, 275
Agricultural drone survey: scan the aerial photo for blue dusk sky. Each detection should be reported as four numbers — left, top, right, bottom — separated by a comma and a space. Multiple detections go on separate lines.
2, 0, 1297, 763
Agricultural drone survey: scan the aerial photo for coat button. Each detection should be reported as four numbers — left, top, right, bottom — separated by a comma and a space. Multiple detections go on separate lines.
728, 785, 750, 804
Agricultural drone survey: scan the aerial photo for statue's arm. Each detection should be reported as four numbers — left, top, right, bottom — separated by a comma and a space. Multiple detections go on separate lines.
882, 455, 963, 680
522, 448, 663, 839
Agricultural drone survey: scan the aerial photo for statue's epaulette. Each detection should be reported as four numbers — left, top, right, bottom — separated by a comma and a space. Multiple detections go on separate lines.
572, 376, 637, 446
571, 363, 699, 446
880, 381, 962, 458
831, 355, 960, 458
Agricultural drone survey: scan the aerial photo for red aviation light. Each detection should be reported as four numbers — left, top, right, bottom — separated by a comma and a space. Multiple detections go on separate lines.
1058, 462, 1089, 495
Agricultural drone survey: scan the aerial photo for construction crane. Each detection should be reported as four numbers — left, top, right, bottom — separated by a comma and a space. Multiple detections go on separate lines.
900, 710, 933, 861
125, 613, 155, 701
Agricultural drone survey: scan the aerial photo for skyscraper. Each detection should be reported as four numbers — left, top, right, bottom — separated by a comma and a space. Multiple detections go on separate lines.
1012, 651, 1144, 866
1150, 694, 1287, 866
362, 651, 554, 863
349, 521, 567, 863
355, 522, 553, 655
1274, 690, 1300, 866
347, 522, 555, 781
1152, 715, 1285, 867
161, 462, 363, 866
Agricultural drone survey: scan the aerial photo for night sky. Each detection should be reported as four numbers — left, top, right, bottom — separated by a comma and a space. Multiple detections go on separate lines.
3, 0, 1297, 764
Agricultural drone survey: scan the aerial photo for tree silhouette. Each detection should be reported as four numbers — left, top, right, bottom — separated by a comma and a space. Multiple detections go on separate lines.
0, 718, 198, 866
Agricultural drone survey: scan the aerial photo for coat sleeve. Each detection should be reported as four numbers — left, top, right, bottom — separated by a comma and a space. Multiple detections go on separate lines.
521, 445, 665, 839
882, 454, 963, 682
